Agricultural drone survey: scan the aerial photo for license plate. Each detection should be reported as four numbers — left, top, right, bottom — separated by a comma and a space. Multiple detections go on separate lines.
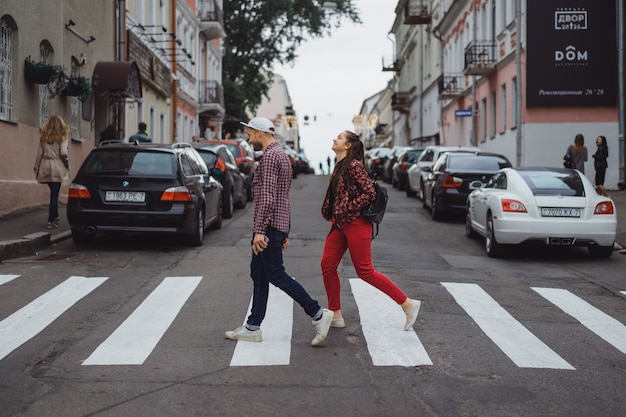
105, 191, 145, 202
541, 207, 580, 217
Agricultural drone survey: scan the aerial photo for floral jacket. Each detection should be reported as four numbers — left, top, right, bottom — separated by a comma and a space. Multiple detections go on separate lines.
321, 159, 375, 227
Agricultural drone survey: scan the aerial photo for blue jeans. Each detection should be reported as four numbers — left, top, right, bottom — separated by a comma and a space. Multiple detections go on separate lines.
247, 226, 322, 327
47, 182, 61, 222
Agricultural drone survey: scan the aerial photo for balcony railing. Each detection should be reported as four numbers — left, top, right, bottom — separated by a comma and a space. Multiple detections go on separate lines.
382, 56, 399, 72
438, 75, 465, 100
464, 40, 497, 75
391, 92, 411, 114
198, 0, 224, 40
198, 80, 224, 111
404, 0, 432, 25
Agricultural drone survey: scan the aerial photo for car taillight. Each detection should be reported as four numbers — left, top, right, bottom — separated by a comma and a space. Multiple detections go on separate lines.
373, 158, 381, 165
501, 199, 527, 212
68, 183, 91, 199
161, 186, 192, 202
442, 175, 463, 188
400, 162, 408, 172
594, 201, 614, 214
215, 157, 226, 172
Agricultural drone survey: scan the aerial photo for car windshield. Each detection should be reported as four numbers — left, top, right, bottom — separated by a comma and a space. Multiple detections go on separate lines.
377, 148, 391, 157
83, 151, 176, 177
519, 171, 585, 196
448, 155, 510, 171
225, 144, 242, 158
196, 151, 218, 169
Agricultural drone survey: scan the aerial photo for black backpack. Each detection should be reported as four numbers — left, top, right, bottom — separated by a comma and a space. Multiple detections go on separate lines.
359, 175, 388, 238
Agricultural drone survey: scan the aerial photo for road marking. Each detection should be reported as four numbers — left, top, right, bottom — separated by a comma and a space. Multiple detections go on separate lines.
83, 276, 202, 365
621, 291, 626, 297
533, 287, 626, 355
230, 285, 293, 366
350, 279, 432, 366
0, 276, 108, 361
442, 282, 574, 370
0, 274, 20, 286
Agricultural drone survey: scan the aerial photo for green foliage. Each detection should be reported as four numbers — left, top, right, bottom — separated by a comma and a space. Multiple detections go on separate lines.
222, 0, 360, 132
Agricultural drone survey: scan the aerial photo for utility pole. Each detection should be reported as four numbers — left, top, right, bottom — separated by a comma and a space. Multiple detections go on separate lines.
619, 0, 625, 188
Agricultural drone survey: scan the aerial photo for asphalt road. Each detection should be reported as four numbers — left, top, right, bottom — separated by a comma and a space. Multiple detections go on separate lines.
1, 174, 626, 417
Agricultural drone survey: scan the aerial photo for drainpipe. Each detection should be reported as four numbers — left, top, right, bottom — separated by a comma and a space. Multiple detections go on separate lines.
171, 0, 178, 143
117, 0, 126, 140
470, 1, 478, 147
515, 0, 522, 167
619, 0, 625, 188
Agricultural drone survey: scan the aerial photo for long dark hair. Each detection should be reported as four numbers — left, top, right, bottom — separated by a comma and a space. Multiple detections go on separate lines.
330, 131, 365, 193
597, 135, 609, 152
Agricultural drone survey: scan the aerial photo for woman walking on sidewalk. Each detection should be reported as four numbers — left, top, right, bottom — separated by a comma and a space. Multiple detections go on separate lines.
34, 115, 70, 229
320, 131, 421, 331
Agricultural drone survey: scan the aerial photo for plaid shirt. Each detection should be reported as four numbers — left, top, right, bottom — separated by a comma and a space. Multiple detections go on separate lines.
253, 141, 292, 235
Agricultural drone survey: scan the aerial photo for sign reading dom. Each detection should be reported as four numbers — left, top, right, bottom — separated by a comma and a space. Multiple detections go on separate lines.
526, 1, 617, 107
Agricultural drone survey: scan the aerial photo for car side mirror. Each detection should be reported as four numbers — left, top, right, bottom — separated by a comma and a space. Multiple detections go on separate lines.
421, 166, 431, 173
211, 167, 223, 176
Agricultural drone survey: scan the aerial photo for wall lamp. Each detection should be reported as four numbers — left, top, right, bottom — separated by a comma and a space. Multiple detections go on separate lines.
65, 19, 96, 44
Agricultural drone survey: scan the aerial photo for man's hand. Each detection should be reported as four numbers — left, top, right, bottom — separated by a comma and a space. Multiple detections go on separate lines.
252, 234, 269, 255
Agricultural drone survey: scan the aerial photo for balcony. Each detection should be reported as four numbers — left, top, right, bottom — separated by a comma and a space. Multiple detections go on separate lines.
438, 75, 465, 100
382, 56, 399, 72
391, 92, 411, 115
404, 0, 432, 25
198, 0, 225, 40
464, 40, 497, 76
198, 80, 225, 115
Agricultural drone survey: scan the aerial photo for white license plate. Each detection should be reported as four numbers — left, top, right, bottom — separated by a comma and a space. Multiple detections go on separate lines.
541, 207, 580, 217
105, 191, 146, 202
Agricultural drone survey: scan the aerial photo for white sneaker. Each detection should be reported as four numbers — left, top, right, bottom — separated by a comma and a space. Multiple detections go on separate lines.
225, 325, 262, 342
331, 318, 345, 328
311, 308, 333, 346
403, 299, 421, 331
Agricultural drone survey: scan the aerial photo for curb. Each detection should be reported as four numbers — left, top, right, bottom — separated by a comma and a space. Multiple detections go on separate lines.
0, 230, 71, 262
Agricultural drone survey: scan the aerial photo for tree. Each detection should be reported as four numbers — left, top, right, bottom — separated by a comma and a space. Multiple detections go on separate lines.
222, 0, 361, 132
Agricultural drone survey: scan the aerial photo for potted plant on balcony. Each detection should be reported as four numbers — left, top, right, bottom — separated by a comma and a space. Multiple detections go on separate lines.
63, 75, 93, 102
46, 66, 69, 98
23, 57, 55, 84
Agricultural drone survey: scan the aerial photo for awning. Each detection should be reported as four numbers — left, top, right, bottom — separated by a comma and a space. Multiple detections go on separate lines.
92, 61, 142, 100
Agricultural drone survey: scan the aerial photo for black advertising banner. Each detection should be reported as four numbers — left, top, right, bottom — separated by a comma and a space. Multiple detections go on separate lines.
526, 1, 617, 107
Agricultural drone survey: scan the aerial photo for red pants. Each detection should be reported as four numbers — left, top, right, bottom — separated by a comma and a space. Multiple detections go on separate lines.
321, 217, 407, 311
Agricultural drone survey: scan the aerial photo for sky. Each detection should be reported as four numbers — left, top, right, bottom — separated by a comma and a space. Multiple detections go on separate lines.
273, 1, 397, 174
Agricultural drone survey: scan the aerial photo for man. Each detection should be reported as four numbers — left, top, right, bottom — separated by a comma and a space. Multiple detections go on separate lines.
128, 122, 152, 143
225, 117, 333, 346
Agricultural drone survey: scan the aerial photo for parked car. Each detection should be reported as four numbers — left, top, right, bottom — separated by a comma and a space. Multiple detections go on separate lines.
392, 148, 423, 190
193, 143, 247, 218
466, 167, 617, 258
67, 141, 223, 246
206, 139, 256, 200
366, 147, 392, 178
422, 151, 512, 220
407, 145, 480, 199
382, 146, 411, 184
282, 145, 300, 179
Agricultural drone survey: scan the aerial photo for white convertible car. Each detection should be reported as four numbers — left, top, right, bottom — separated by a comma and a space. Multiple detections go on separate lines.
465, 167, 617, 258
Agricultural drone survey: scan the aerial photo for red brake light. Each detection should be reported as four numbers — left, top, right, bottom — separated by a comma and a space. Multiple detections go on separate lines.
501, 199, 527, 212
68, 183, 91, 199
400, 162, 408, 172
594, 201, 614, 215
215, 157, 226, 172
442, 175, 463, 188
161, 186, 192, 202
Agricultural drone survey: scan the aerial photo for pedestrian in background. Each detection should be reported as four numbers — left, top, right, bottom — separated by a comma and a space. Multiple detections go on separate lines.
225, 117, 333, 346
593, 135, 609, 196
320, 130, 420, 331
33, 115, 71, 229
564, 133, 588, 173
128, 122, 152, 143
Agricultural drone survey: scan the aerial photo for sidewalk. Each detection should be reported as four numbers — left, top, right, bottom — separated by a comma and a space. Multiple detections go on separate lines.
1, 192, 625, 262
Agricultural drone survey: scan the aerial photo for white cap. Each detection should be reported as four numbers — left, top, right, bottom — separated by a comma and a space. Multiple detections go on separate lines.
240, 117, 276, 135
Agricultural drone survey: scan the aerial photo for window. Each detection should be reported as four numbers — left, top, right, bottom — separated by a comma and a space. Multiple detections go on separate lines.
480, 98, 487, 142
70, 57, 80, 140
500, 83, 507, 133
38, 42, 52, 127
490, 91, 496, 139
0, 17, 15, 121
511, 77, 517, 129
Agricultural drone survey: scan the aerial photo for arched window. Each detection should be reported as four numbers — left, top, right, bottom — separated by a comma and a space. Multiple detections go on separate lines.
0, 16, 16, 121
70, 56, 80, 140
38, 40, 53, 127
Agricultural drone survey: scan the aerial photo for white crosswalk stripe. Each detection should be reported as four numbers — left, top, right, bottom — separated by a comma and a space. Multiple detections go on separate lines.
0, 276, 108, 361
533, 287, 626, 355
0, 274, 20, 286
621, 291, 626, 297
230, 285, 293, 366
350, 278, 432, 366
83, 276, 202, 365
442, 282, 575, 370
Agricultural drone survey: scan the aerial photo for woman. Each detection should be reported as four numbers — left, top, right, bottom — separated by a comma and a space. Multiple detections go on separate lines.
321, 131, 420, 331
34, 115, 70, 229
593, 135, 609, 196
565, 133, 588, 173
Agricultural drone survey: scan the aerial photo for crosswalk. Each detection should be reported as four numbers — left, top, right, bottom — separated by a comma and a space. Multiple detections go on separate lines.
2, 273, 626, 369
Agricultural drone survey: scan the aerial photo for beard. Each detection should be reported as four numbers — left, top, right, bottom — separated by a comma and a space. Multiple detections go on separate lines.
250, 140, 262, 151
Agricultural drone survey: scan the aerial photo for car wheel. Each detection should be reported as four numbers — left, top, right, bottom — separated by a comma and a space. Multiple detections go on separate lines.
235, 188, 247, 209
223, 188, 234, 219
392, 177, 398, 188
465, 209, 478, 238
485, 213, 503, 257
406, 186, 416, 198
211, 199, 223, 230
71, 229, 94, 245
588, 244, 613, 258
419, 180, 425, 201
188, 208, 205, 246
431, 193, 441, 221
